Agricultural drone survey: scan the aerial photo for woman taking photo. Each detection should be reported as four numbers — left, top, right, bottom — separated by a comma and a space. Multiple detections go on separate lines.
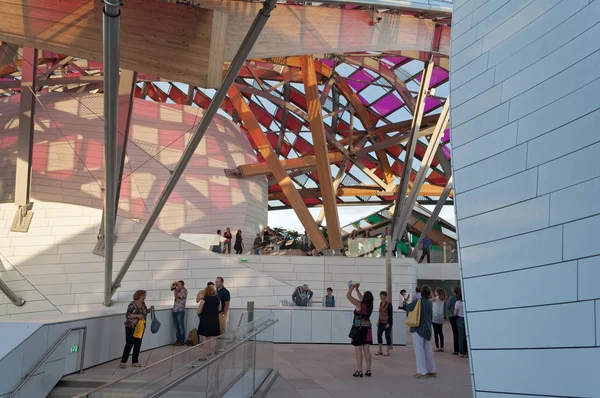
346, 283, 374, 378
234, 230, 244, 254
198, 285, 222, 353
431, 288, 447, 352
406, 285, 436, 379
120, 290, 153, 368
453, 287, 468, 358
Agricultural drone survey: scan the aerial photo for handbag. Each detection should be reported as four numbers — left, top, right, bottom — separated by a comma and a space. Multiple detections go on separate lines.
133, 317, 146, 339
150, 307, 161, 334
404, 299, 421, 327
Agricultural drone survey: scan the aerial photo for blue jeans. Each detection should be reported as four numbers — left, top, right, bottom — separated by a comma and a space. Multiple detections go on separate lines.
172, 311, 185, 343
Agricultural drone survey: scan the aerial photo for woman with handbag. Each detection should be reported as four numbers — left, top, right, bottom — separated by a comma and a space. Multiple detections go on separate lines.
197, 285, 222, 356
120, 290, 153, 369
405, 285, 436, 379
346, 283, 374, 378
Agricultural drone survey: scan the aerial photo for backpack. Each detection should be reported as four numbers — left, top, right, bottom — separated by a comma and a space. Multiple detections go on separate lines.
186, 328, 199, 346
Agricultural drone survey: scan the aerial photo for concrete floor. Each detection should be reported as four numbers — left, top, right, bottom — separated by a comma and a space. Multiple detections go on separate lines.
266, 325, 473, 398
55, 325, 472, 397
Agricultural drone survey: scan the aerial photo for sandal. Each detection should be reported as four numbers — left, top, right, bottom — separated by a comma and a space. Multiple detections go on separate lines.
427, 372, 437, 378
132, 363, 143, 367
353, 371, 363, 378
413, 373, 428, 379
375, 351, 384, 356
383, 352, 390, 357
365, 370, 371, 377
119, 363, 127, 369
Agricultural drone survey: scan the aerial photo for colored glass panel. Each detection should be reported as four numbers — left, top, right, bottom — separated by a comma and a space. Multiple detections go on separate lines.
372, 93, 404, 116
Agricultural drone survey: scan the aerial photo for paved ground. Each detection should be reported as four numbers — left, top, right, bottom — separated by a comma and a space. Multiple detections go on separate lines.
267, 325, 473, 398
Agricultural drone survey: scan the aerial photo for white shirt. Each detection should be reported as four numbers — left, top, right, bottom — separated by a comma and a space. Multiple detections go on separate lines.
455, 300, 465, 318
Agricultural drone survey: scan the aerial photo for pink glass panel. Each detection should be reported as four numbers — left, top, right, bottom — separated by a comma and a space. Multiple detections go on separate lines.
347, 70, 375, 92
442, 128, 450, 143
322, 59, 334, 67
415, 67, 449, 88
424, 97, 442, 113
372, 93, 404, 116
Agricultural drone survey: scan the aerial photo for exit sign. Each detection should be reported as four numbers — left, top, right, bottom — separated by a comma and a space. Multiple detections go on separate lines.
70, 345, 79, 354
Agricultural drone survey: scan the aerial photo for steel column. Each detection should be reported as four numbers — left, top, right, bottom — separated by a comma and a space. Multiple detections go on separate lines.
390, 59, 434, 245
413, 176, 453, 257
393, 98, 449, 245
0, 277, 25, 307
385, 235, 392, 304
102, 0, 122, 306
94, 69, 138, 257
276, 82, 290, 155
11, 47, 38, 233
111, 0, 279, 297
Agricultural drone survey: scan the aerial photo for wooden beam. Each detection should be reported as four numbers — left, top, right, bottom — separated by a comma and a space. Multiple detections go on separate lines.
301, 55, 342, 250
353, 126, 436, 156
228, 84, 328, 252
236, 152, 345, 177
268, 184, 451, 200
336, 77, 395, 184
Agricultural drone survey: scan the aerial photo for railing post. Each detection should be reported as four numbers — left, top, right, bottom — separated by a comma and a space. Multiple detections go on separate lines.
443, 242, 447, 264
247, 301, 255, 324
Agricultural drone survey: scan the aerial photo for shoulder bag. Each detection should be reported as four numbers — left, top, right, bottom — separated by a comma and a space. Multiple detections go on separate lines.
150, 307, 161, 334
404, 299, 421, 327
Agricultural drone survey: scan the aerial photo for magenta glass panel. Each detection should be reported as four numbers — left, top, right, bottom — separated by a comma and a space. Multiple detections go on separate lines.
383, 56, 407, 67
424, 97, 442, 113
347, 69, 375, 92
442, 128, 450, 143
415, 67, 449, 88
373, 93, 404, 116
322, 59, 334, 67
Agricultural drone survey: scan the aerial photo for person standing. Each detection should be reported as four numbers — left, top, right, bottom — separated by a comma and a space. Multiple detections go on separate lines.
406, 285, 436, 379
253, 233, 262, 255
454, 287, 468, 358
418, 234, 432, 263
171, 280, 187, 346
215, 277, 230, 335
120, 290, 152, 368
447, 287, 459, 355
398, 289, 409, 310
197, 285, 222, 352
292, 284, 313, 307
223, 228, 233, 254
431, 288, 447, 352
375, 291, 393, 356
346, 283, 373, 377
323, 287, 335, 307
213, 230, 223, 254
234, 229, 244, 254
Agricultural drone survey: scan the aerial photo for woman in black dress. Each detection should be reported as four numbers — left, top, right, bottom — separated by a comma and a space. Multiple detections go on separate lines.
234, 230, 244, 254
198, 286, 222, 351
346, 283, 374, 378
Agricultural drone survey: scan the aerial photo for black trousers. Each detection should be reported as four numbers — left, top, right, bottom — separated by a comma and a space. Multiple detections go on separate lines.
432, 322, 444, 349
377, 323, 392, 346
418, 248, 430, 263
449, 316, 459, 354
121, 327, 143, 364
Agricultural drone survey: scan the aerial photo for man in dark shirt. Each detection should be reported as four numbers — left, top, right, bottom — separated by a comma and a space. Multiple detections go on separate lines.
215, 276, 230, 334
419, 234, 432, 263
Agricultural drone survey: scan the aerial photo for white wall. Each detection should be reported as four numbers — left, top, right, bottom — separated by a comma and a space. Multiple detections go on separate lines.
450, 0, 600, 396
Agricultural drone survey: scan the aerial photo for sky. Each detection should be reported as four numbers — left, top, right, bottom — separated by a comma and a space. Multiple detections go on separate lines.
267, 205, 456, 233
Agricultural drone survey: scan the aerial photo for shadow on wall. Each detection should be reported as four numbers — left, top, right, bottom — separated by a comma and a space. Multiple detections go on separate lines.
0, 92, 267, 238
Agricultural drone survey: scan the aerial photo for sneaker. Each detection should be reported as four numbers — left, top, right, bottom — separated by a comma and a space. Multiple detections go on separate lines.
427, 372, 437, 378
132, 363, 143, 368
383, 352, 390, 357
119, 363, 127, 369
375, 351, 384, 356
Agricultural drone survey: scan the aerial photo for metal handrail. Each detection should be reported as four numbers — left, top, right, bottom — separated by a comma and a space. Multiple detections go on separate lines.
74, 319, 278, 398
145, 319, 278, 398
0, 278, 25, 306
9, 326, 87, 398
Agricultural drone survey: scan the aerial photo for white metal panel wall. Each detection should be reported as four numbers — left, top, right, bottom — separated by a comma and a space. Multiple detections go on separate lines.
450, 0, 600, 396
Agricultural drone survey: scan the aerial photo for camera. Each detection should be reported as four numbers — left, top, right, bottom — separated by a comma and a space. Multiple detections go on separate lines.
170, 282, 177, 291
370, 9, 382, 25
